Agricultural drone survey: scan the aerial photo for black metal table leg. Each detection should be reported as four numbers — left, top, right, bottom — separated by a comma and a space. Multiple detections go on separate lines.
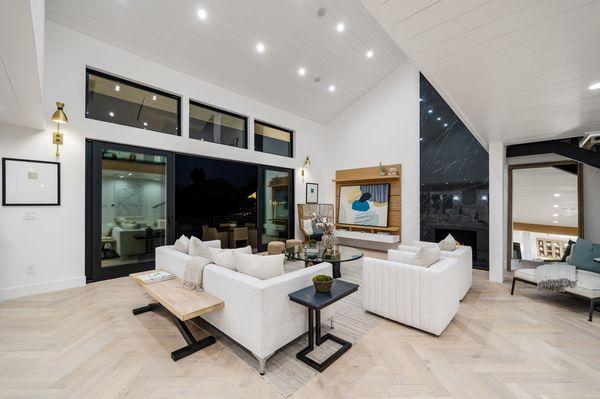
132, 303, 159, 315
332, 261, 341, 278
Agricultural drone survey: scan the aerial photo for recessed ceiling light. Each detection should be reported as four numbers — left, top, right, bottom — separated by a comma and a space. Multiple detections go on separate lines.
553, 220, 559, 224
256, 42, 265, 53
553, 193, 561, 197
366, 50, 374, 58
444, 123, 448, 127
328, 85, 336, 93
553, 204, 559, 208
437, 117, 442, 121
336, 22, 345, 32
553, 213, 559, 217
428, 109, 433, 114
298, 67, 306, 76
588, 82, 600, 90
143, 122, 148, 126
108, 111, 114, 117
152, 95, 157, 101
119, 175, 124, 179
197, 9, 208, 20
115, 85, 120, 92
128, 172, 133, 176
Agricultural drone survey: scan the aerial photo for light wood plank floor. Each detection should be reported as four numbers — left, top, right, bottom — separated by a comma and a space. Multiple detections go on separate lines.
1, 256, 600, 398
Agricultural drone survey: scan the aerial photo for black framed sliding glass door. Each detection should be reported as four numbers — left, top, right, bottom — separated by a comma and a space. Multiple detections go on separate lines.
86, 140, 175, 282
258, 166, 295, 252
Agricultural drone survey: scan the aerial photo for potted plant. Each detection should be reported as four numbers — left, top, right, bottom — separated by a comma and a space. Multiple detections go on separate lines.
313, 274, 333, 293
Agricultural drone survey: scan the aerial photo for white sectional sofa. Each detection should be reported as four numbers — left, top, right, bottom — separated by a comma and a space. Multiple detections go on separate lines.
155, 243, 333, 373
362, 249, 461, 336
398, 241, 473, 300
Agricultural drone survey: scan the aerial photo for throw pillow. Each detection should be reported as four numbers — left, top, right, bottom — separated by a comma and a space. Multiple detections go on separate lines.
566, 244, 576, 265
234, 253, 285, 280
409, 246, 441, 267
311, 220, 324, 235
208, 246, 252, 270
173, 234, 190, 254
438, 234, 457, 251
189, 236, 211, 259
570, 238, 600, 273
302, 219, 314, 235
561, 239, 577, 262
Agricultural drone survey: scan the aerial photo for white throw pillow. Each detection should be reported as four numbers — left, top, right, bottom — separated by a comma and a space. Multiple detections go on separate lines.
173, 234, 190, 254
438, 234, 457, 251
235, 253, 285, 280
302, 219, 314, 235
409, 246, 441, 267
189, 236, 211, 259
208, 246, 252, 270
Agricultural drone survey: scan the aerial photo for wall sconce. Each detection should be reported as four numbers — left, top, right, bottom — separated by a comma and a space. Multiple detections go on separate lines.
301, 156, 310, 180
51, 102, 68, 158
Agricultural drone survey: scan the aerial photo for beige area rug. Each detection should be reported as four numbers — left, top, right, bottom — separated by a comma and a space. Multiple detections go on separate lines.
192, 257, 380, 398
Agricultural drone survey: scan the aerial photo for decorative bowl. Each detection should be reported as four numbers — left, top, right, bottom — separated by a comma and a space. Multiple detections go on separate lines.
312, 274, 333, 293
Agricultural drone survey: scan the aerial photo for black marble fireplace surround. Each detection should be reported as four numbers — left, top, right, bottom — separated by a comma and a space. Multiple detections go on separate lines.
419, 74, 489, 269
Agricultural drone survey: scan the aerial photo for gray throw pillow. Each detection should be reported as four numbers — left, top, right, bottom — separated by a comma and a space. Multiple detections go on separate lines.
570, 238, 600, 273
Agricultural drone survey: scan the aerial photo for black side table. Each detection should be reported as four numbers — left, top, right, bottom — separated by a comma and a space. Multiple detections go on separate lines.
289, 280, 359, 372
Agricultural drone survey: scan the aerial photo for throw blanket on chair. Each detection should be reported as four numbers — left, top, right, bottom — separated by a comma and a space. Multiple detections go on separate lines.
535, 263, 577, 292
181, 257, 212, 290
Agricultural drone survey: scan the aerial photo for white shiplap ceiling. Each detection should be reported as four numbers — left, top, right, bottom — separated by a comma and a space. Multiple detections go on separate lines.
362, 0, 600, 146
46, 0, 408, 124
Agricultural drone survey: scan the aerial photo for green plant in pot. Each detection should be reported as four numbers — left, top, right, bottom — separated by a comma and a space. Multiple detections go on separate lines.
313, 274, 333, 293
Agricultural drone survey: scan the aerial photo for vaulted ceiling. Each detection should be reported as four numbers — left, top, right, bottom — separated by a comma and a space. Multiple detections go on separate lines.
362, 0, 600, 146
46, 0, 408, 124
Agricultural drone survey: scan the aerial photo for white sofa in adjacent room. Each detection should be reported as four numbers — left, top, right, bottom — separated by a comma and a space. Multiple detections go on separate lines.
397, 241, 473, 300
155, 244, 333, 373
362, 249, 461, 336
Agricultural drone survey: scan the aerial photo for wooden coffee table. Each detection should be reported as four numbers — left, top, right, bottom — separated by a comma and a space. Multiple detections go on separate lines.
130, 270, 224, 361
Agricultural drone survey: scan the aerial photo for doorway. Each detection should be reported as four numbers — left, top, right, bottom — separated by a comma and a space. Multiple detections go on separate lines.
86, 140, 175, 281
258, 166, 295, 252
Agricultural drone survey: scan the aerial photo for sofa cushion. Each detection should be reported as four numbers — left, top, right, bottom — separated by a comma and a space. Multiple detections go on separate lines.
173, 234, 190, 254
189, 236, 211, 259
302, 219, 313, 235
235, 253, 285, 280
571, 238, 600, 273
208, 246, 252, 270
438, 234, 457, 251
409, 246, 440, 267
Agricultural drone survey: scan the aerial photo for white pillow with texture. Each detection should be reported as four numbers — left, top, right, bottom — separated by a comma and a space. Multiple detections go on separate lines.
208, 246, 252, 270
189, 236, 211, 259
235, 253, 285, 280
438, 234, 457, 251
173, 234, 190, 254
302, 219, 314, 235
409, 246, 441, 267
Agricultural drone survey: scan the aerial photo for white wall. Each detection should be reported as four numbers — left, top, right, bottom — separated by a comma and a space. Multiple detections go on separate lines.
0, 22, 329, 300
323, 62, 420, 245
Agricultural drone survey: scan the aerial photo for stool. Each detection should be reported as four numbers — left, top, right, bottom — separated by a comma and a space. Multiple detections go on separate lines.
286, 239, 302, 249
268, 241, 285, 255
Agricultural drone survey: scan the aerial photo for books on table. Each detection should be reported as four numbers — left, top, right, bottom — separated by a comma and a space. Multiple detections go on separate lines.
136, 271, 175, 284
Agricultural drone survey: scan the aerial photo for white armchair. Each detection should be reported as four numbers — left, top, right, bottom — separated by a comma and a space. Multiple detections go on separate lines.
362, 250, 460, 336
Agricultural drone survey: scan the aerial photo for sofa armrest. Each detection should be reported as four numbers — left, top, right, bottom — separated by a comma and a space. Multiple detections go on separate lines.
388, 248, 417, 263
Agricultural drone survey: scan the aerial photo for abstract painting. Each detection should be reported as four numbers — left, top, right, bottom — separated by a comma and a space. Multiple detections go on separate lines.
338, 184, 389, 227
114, 180, 143, 217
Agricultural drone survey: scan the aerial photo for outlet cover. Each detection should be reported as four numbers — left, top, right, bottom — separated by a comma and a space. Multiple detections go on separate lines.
26, 264, 35, 274
24, 212, 37, 220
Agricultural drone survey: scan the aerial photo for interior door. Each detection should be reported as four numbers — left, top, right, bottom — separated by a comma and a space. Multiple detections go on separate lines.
86, 140, 175, 282
258, 166, 295, 252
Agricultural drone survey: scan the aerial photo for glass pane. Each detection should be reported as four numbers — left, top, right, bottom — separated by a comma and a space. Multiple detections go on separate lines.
87, 69, 180, 135
101, 149, 167, 268
255, 122, 292, 157
262, 169, 290, 245
189, 102, 247, 148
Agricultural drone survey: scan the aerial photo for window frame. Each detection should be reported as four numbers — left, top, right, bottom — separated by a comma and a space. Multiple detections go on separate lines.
188, 99, 249, 149
253, 119, 294, 158
85, 67, 182, 136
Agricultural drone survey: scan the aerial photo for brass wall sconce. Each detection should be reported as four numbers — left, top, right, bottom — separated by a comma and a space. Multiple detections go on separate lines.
301, 156, 310, 180
51, 102, 68, 158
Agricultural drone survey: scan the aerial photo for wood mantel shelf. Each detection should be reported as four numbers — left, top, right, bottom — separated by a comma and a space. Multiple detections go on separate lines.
335, 223, 399, 233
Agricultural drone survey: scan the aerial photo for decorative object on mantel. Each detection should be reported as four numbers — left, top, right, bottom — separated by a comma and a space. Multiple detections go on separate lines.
312, 274, 333, 293
51, 101, 68, 158
301, 156, 310, 180
2, 158, 61, 206
379, 162, 386, 176
306, 182, 318, 203
313, 212, 336, 253
386, 167, 399, 176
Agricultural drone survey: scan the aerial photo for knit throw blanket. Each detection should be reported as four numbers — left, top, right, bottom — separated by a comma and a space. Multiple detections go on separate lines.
181, 257, 212, 290
535, 263, 577, 292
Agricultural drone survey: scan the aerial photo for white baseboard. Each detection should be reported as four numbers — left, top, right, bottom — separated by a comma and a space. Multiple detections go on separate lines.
0, 276, 86, 301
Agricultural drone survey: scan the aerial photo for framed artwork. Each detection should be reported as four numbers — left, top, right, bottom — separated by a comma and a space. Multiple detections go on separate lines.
2, 158, 61, 206
338, 183, 390, 227
306, 183, 319, 204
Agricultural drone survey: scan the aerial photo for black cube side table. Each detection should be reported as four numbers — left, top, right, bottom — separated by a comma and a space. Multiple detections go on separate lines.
289, 280, 359, 372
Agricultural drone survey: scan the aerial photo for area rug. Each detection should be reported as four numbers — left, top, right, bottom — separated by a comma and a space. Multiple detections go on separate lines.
191, 257, 380, 398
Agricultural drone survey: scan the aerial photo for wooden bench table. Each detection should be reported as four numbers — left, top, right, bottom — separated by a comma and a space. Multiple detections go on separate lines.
130, 270, 224, 361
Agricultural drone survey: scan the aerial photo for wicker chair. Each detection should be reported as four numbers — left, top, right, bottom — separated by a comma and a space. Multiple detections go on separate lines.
297, 203, 334, 242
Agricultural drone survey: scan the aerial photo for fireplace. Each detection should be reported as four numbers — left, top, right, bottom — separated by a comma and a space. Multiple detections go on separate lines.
435, 229, 477, 261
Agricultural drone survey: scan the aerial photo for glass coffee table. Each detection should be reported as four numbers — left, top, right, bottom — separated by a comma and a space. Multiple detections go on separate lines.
285, 244, 363, 278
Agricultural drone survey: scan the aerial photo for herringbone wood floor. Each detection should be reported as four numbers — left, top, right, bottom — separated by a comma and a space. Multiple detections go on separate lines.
2, 255, 600, 398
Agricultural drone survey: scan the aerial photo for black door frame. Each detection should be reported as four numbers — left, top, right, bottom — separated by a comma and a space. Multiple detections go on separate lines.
257, 165, 295, 253
85, 140, 176, 282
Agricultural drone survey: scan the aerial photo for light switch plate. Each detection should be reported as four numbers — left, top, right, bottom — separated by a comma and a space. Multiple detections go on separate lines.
24, 212, 37, 220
